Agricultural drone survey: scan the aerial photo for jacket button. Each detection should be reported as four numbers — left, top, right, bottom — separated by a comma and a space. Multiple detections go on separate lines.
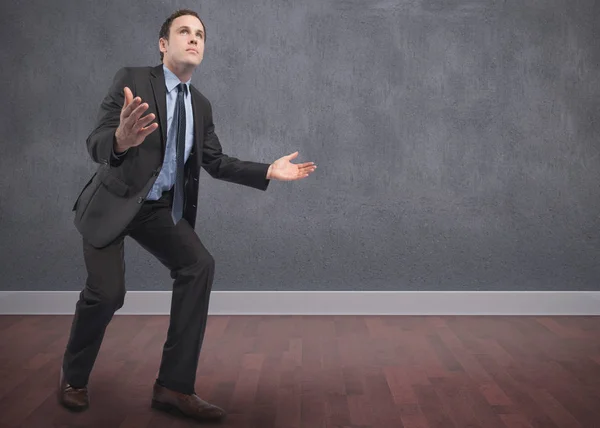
138, 197, 144, 203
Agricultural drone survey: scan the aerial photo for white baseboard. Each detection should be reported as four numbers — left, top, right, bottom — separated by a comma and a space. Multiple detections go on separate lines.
0, 291, 599, 315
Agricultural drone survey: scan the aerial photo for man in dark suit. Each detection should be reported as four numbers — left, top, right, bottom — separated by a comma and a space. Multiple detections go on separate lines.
58, 9, 316, 422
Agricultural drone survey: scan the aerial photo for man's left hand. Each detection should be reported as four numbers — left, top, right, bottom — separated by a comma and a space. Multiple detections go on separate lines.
267, 151, 316, 181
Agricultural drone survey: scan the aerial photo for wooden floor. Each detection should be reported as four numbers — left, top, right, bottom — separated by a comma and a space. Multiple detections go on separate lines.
0, 315, 599, 428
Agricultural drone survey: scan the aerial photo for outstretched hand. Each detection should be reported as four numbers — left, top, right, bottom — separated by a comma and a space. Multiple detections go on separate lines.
266, 152, 317, 181
114, 87, 159, 153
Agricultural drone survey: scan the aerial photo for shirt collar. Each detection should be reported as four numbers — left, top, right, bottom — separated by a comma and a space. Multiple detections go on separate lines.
163, 64, 191, 93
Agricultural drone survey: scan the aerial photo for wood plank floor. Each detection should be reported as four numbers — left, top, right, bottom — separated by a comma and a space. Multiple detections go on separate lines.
0, 315, 599, 427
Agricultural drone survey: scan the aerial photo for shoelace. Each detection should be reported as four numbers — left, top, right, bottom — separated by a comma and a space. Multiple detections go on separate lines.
65, 384, 87, 392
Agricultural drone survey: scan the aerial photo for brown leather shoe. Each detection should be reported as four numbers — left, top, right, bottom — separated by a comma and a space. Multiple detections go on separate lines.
151, 383, 226, 422
57, 368, 89, 411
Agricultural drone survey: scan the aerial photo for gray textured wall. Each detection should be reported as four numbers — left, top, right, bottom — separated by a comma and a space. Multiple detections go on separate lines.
1, 0, 598, 292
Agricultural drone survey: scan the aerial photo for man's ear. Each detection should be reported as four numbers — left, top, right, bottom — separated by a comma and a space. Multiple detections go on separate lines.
159, 38, 168, 54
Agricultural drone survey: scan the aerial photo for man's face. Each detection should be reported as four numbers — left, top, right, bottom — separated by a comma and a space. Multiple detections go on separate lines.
160, 15, 205, 68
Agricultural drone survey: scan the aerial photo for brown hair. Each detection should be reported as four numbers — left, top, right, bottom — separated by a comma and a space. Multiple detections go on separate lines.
159, 9, 206, 61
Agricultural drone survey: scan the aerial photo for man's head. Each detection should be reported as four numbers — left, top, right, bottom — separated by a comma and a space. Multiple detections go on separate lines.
159, 9, 206, 68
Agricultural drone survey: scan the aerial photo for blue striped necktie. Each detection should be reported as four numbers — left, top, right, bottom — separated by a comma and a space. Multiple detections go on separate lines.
171, 83, 187, 224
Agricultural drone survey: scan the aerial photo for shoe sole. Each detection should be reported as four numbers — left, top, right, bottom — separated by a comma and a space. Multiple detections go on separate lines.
151, 399, 185, 416
151, 399, 225, 422
58, 396, 89, 412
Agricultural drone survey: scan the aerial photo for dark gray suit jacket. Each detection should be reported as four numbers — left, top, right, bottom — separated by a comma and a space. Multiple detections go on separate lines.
73, 65, 271, 248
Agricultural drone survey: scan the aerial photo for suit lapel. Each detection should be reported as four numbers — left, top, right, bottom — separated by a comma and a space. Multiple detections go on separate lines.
149, 65, 167, 156
190, 87, 204, 166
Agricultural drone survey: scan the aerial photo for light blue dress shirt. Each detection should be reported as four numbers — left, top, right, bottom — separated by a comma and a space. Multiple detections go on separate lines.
146, 65, 195, 200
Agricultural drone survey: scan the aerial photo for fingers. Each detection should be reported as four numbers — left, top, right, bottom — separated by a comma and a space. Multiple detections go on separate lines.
132, 112, 156, 132
121, 102, 151, 137
292, 165, 316, 180
121, 88, 160, 130
123, 87, 134, 109
125, 101, 149, 124
120, 88, 153, 123
299, 162, 316, 170
128, 122, 159, 147
121, 96, 142, 119
138, 122, 159, 140
116, 87, 159, 147
130, 111, 158, 143
283, 153, 316, 170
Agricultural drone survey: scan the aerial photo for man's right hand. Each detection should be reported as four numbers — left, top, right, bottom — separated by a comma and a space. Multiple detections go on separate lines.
114, 87, 159, 153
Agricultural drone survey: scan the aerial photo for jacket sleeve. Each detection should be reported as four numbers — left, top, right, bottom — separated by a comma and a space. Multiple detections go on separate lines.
86, 67, 135, 167
201, 99, 271, 191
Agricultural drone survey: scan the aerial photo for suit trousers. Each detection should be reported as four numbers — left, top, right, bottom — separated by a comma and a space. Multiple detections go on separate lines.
62, 191, 215, 395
